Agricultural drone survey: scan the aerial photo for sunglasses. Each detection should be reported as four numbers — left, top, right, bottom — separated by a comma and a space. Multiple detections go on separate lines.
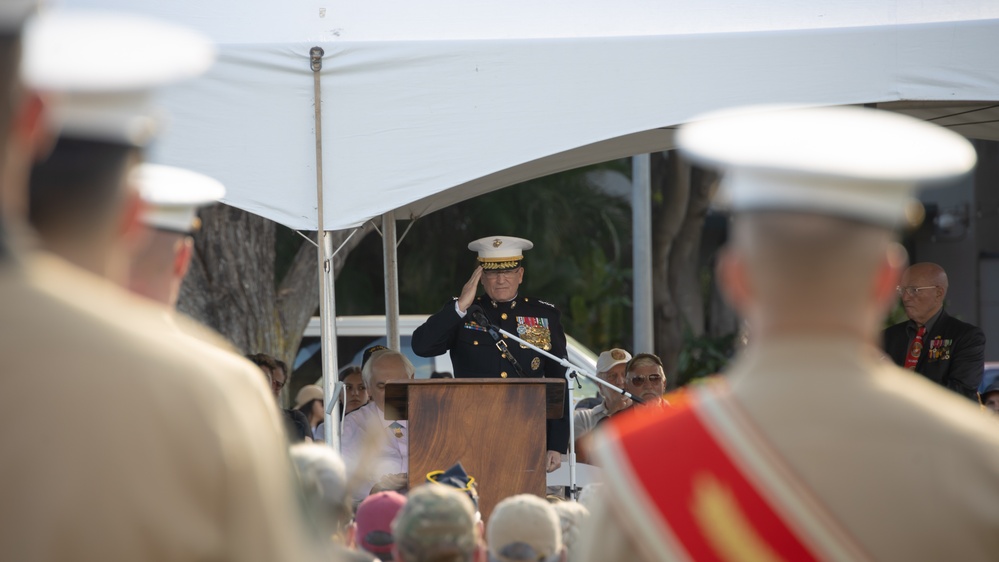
629, 373, 664, 386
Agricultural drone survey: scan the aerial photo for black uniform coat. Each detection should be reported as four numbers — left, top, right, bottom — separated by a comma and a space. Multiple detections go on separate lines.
883, 309, 986, 400
412, 295, 570, 453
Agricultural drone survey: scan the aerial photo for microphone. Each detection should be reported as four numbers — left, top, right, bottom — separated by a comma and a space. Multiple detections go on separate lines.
468, 305, 502, 341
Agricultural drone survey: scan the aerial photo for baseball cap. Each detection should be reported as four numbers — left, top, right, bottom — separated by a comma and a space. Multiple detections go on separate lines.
354, 491, 406, 559
392, 484, 477, 562
294, 384, 324, 409
595, 348, 632, 375
362, 345, 389, 369
487, 494, 562, 562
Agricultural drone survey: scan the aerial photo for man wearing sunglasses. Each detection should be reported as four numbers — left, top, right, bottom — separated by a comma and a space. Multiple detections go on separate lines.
882, 262, 985, 400
623, 353, 668, 409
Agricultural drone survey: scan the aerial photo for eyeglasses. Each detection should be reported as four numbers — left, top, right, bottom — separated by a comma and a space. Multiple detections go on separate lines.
629, 374, 664, 386
896, 285, 937, 297
482, 268, 520, 280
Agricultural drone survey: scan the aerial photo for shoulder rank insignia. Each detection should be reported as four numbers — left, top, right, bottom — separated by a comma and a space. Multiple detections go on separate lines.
517, 316, 551, 351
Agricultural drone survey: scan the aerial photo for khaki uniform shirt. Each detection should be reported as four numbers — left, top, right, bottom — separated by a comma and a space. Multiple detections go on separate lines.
582, 336, 999, 562
0, 254, 316, 562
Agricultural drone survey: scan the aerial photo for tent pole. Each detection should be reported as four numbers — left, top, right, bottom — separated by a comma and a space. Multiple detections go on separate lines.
310, 46, 341, 449
383, 211, 401, 351
632, 154, 654, 353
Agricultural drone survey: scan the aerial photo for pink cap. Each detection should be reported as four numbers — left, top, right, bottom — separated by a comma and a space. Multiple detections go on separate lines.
355, 491, 407, 556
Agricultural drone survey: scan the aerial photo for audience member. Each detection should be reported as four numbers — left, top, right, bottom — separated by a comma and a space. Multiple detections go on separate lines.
296, 384, 325, 438
289, 443, 376, 562
315, 364, 370, 442
487, 494, 565, 562
552, 502, 590, 562
247, 352, 312, 442
351, 491, 407, 561
581, 106, 999, 561
979, 370, 999, 414
883, 262, 986, 399
392, 484, 481, 562
622, 353, 669, 409
573, 348, 633, 439
430, 370, 455, 379
342, 348, 414, 502
341, 364, 371, 414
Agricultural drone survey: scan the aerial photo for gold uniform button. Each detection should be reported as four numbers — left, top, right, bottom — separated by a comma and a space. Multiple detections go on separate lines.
501, 313, 508, 320
473, 340, 479, 346
500, 372, 508, 378
503, 334, 508, 339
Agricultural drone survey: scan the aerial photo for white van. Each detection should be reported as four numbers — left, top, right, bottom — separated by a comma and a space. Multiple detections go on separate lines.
294, 315, 600, 402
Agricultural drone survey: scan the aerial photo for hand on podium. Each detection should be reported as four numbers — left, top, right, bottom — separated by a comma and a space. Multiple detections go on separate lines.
546, 451, 562, 473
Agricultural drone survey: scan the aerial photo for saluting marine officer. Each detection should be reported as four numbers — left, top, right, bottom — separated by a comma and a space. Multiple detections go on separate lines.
412, 236, 569, 472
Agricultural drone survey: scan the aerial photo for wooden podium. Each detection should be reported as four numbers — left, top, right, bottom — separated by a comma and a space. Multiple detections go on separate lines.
384, 378, 564, 521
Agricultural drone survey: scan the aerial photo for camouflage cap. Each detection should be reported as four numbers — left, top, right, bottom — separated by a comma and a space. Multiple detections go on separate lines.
392, 484, 478, 562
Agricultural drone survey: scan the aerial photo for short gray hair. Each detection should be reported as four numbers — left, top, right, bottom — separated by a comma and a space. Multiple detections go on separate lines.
361, 349, 416, 387
289, 443, 351, 534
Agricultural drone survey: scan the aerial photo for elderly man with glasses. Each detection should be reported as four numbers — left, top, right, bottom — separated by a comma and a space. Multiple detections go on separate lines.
883, 262, 985, 400
623, 353, 670, 409
413, 235, 570, 473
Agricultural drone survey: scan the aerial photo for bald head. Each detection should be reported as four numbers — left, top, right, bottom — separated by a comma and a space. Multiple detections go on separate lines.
718, 212, 903, 340
899, 262, 948, 325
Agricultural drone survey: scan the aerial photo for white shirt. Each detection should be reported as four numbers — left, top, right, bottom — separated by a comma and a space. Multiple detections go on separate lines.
340, 401, 408, 503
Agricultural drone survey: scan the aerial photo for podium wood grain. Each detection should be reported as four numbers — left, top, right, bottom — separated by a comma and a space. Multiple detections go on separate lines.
388, 379, 559, 522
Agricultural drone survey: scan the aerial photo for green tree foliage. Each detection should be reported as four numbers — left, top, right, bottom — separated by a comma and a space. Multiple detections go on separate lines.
335, 161, 634, 352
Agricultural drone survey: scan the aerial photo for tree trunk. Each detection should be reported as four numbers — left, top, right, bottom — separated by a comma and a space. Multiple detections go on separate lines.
178, 204, 371, 372
651, 152, 689, 387
651, 153, 716, 388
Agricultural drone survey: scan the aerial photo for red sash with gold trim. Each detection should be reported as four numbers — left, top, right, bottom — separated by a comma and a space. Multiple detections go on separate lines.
595, 381, 871, 562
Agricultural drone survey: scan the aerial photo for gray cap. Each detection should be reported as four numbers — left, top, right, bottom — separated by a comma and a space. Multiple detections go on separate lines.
392, 484, 478, 561
678, 105, 977, 228
487, 494, 562, 562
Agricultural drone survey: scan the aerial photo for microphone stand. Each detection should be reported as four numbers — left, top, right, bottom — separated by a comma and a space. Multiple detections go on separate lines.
325, 381, 345, 449
471, 310, 642, 500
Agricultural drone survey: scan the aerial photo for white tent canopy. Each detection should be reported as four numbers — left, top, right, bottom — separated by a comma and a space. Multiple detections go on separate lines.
55, 0, 999, 231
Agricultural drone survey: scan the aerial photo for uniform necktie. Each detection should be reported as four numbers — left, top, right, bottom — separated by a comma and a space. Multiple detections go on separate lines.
904, 325, 926, 369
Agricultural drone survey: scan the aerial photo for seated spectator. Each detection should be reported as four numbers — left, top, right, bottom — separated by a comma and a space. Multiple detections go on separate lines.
980, 373, 999, 414
622, 353, 669, 410
247, 352, 312, 442
341, 364, 370, 414
487, 494, 565, 562
573, 349, 633, 439
430, 371, 454, 379
392, 484, 481, 562
552, 502, 590, 562
350, 491, 407, 561
289, 444, 377, 562
295, 384, 325, 439
315, 364, 370, 442
427, 463, 484, 545
342, 348, 415, 503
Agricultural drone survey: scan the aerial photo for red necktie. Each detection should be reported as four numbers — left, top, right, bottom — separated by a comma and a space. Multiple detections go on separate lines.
904, 325, 926, 370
